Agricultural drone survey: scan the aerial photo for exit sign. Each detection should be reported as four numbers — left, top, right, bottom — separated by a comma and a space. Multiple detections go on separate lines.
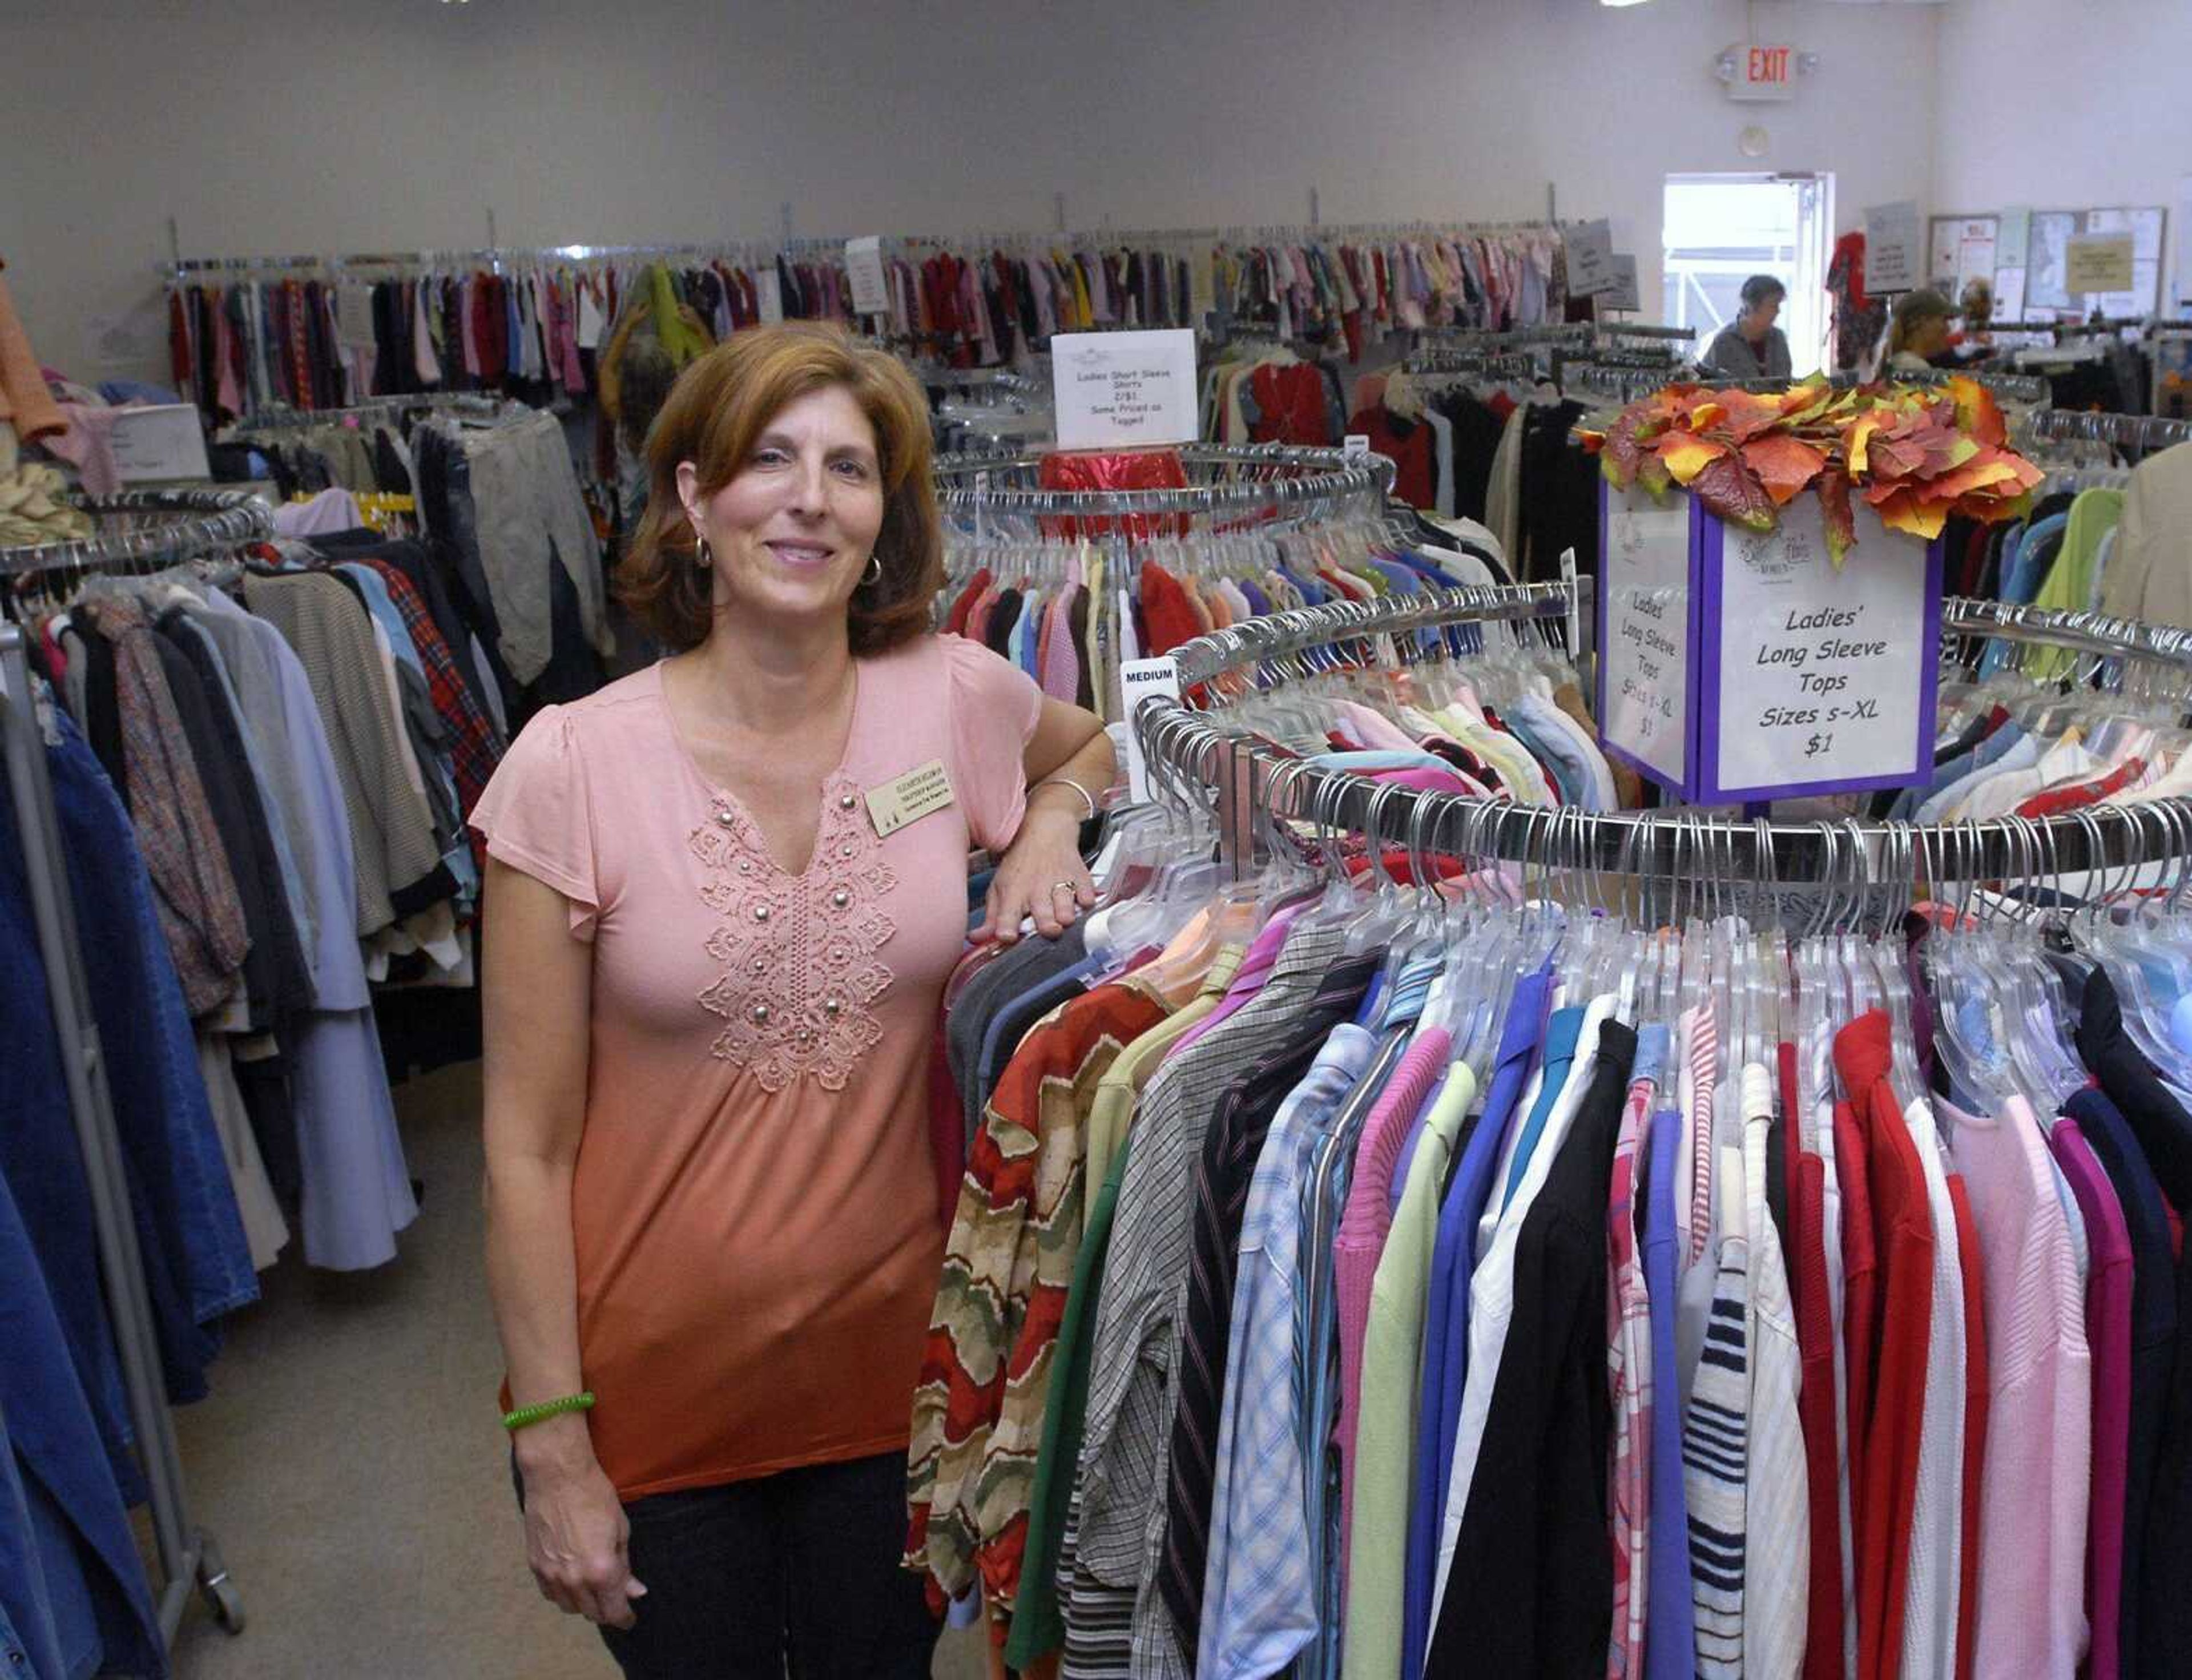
1726, 41, 1799, 102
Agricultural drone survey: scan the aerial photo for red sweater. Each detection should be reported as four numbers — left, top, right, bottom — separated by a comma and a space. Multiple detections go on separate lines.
1785, 1046, 1846, 1680
1835, 1011, 1937, 1680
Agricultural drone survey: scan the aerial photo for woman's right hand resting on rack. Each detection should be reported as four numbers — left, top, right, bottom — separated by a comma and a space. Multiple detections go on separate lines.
516, 1413, 647, 1628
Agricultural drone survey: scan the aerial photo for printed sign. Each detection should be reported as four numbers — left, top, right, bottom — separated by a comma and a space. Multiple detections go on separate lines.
1699, 492, 1940, 801
756, 268, 784, 325
1119, 656, 1183, 801
1597, 485, 1694, 790
110, 405, 212, 484
1565, 220, 1617, 297
1050, 330, 1198, 450
1864, 200, 1923, 293
2065, 233, 2135, 295
335, 283, 377, 348
845, 236, 888, 317
1603, 255, 1641, 313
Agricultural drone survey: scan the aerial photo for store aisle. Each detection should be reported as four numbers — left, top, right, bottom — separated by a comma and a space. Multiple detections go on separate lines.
167, 1060, 984, 1680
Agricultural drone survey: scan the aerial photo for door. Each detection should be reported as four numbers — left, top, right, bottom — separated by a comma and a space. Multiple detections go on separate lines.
1662, 173, 1834, 375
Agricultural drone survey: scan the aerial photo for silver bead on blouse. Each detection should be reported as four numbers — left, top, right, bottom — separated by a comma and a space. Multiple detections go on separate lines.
839, 793, 859, 811
831, 889, 851, 909
749, 1004, 770, 1025
752, 904, 770, 922
823, 996, 843, 1017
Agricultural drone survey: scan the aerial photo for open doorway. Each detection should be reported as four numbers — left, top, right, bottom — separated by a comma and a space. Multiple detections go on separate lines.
1663, 173, 1834, 374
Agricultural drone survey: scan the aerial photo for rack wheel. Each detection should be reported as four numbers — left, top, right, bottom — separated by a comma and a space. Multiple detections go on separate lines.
203, 1571, 245, 1634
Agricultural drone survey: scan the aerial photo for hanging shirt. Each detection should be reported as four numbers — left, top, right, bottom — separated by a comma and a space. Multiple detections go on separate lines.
1403, 966, 1550, 1680
1902, 1096, 1968, 1680
1944, 1093, 2092, 1679
1744, 1064, 1811, 1679
1643, 1086, 1698, 1680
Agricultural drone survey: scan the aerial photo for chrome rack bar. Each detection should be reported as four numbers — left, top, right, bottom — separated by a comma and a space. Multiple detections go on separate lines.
0, 490, 274, 578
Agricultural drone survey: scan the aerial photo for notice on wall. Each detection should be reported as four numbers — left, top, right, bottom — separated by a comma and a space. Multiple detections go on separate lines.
335, 283, 377, 348
1118, 656, 1183, 800
1864, 200, 1923, 293
1708, 493, 1932, 797
756, 267, 784, 325
1599, 486, 1692, 788
845, 236, 888, 317
1051, 329, 1198, 450
1565, 219, 1617, 296
2065, 232, 2135, 295
1602, 255, 1641, 312
1998, 206, 2033, 270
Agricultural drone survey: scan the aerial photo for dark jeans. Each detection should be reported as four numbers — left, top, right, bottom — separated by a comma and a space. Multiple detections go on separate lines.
521, 1452, 940, 1679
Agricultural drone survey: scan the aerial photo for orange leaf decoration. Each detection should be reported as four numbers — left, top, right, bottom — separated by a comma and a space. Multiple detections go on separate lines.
1689, 451, 1776, 531
1658, 433, 1728, 486
1945, 374, 2007, 449
1818, 474, 1857, 569
1740, 433, 1828, 506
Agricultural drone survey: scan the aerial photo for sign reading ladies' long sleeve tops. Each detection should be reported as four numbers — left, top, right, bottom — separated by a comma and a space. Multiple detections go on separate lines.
1698, 493, 1943, 801
1597, 480, 1943, 804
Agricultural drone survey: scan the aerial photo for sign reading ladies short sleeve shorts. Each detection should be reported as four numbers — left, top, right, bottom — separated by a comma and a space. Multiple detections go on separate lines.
1050, 331, 1198, 451
1565, 220, 1616, 297
1864, 200, 1923, 294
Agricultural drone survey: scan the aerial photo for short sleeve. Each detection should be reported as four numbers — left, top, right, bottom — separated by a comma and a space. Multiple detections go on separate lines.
940, 632, 1043, 853
468, 703, 600, 939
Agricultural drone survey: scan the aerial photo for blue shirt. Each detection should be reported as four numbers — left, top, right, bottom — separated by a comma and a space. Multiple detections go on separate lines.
1502, 1002, 1587, 1209
1888, 718, 2027, 821
1200, 1025, 1375, 1678
1643, 1101, 1698, 1680
1980, 513, 2069, 675
1404, 968, 1550, 1679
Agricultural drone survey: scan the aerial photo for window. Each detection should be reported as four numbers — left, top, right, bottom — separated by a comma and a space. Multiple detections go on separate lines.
1662, 173, 1834, 374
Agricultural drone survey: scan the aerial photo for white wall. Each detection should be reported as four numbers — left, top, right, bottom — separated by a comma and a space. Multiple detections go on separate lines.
1932, 0, 2192, 307
2, 0, 1939, 385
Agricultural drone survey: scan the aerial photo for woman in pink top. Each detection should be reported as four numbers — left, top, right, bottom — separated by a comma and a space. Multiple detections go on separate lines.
476, 324, 1112, 1678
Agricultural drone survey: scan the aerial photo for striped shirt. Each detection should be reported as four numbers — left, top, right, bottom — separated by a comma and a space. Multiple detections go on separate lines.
1607, 1026, 1666, 1679
1065, 921, 1345, 1680
1743, 1063, 1810, 1679
1198, 1026, 1376, 1680
1686, 1141, 1750, 1678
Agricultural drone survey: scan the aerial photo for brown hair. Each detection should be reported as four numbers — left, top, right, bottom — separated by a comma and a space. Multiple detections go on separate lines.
1888, 288, 1955, 357
620, 323, 942, 656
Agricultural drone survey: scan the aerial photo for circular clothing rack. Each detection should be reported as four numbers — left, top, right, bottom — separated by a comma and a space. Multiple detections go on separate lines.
1132, 579, 2192, 897
0, 487, 275, 577
933, 442, 1397, 521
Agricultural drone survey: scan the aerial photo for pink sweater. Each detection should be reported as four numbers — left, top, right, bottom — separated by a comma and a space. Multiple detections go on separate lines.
1332, 1028, 1452, 1565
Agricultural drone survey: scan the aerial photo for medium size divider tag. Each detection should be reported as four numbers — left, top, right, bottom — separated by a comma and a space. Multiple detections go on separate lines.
865, 759, 955, 838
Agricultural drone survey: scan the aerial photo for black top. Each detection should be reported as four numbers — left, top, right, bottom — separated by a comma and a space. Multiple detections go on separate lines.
2076, 972, 2192, 1675
1429, 1017, 1637, 1679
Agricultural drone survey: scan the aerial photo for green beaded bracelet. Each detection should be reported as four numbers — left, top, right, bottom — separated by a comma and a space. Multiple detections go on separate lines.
502, 1391, 595, 1433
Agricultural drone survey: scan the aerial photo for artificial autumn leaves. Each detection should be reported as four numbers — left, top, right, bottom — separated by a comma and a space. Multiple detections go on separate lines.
1598, 376, 2045, 566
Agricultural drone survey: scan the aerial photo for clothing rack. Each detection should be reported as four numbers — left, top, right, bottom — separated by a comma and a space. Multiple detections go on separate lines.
1401, 349, 1538, 381
932, 442, 1395, 521
2028, 406, 2192, 450
230, 393, 519, 434
1593, 323, 1699, 344
166, 217, 1572, 286
0, 492, 269, 1645
0, 488, 273, 577
1133, 579, 2192, 888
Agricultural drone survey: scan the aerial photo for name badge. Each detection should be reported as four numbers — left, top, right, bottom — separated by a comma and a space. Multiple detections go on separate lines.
864, 759, 955, 838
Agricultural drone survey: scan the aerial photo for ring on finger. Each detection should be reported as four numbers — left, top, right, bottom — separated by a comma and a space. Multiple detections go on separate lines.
1051, 880, 1078, 895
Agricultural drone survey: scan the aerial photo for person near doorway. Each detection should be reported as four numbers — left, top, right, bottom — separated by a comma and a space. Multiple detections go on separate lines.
1702, 274, 1793, 380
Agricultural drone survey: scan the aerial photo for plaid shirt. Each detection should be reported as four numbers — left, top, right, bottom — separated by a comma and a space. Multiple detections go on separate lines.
360, 558, 502, 820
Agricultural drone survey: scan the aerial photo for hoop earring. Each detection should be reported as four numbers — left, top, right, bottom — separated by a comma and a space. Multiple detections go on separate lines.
695, 537, 713, 570
863, 554, 884, 587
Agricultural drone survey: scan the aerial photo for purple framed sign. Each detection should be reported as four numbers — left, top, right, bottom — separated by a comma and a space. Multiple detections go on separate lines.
1596, 478, 1944, 805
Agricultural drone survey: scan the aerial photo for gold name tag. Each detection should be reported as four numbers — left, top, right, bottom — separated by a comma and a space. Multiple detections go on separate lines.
864, 759, 955, 838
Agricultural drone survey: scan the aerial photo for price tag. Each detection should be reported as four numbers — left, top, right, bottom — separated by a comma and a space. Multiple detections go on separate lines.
2065, 233, 2135, 294
1864, 200, 1923, 293
1558, 546, 1583, 659
1119, 656, 1183, 801
1343, 433, 1372, 464
1703, 492, 1936, 799
1050, 330, 1198, 450
1598, 486, 1694, 789
845, 236, 888, 317
1565, 220, 1617, 296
